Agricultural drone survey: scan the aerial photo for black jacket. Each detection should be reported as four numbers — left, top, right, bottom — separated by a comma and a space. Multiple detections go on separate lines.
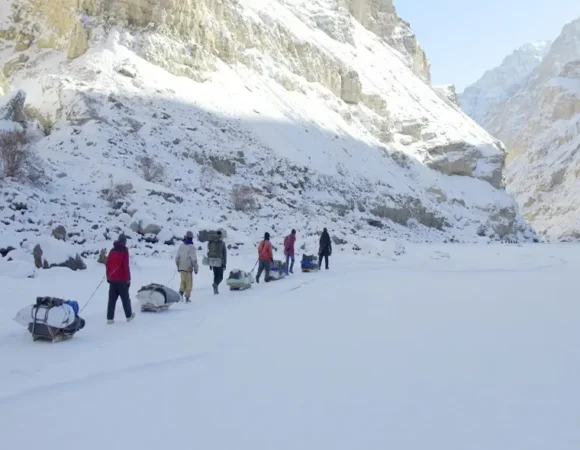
319, 232, 332, 256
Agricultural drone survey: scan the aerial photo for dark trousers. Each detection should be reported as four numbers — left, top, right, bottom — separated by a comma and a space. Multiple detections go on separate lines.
319, 254, 329, 270
107, 282, 132, 320
213, 266, 224, 286
285, 254, 295, 274
256, 259, 271, 282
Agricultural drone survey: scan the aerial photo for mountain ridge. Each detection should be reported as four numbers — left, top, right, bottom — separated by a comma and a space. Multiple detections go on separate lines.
0, 0, 535, 266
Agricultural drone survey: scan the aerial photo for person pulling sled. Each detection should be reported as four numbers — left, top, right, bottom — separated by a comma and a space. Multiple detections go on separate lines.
256, 232, 273, 283
175, 231, 199, 302
207, 230, 227, 294
105, 234, 135, 324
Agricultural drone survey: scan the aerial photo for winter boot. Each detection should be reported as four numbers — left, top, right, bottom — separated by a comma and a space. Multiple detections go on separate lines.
185, 297, 191, 303
255, 276, 259, 284
127, 313, 136, 322
179, 291, 184, 302
107, 320, 114, 325
212, 283, 219, 294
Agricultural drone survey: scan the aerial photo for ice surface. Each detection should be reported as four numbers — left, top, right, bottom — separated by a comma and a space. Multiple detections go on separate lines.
0, 244, 578, 449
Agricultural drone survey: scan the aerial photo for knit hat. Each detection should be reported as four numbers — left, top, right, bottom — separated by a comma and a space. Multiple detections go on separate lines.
117, 233, 127, 245
264, 232, 270, 240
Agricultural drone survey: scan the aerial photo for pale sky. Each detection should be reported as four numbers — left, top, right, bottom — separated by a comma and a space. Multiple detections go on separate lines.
394, 0, 580, 91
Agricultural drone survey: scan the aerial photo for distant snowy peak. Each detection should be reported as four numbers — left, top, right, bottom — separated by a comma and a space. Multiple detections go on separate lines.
540, 18, 580, 77
459, 40, 551, 125
457, 17, 580, 240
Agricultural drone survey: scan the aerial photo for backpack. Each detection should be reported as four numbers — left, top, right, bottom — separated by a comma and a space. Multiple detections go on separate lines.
207, 240, 223, 267
208, 240, 223, 259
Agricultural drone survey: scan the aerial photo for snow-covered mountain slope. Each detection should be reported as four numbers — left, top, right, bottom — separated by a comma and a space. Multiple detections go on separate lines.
1, 244, 578, 449
0, 0, 535, 265
459, 18, 580, 240
459, 41, 551, 127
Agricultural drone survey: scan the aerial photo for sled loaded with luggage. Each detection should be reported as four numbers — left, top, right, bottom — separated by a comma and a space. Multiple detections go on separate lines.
268, 260, 288, 281
301, 254, 319, 272
226, 269, 254, 290
13, 297, 86, 342
136, 283, 181, 312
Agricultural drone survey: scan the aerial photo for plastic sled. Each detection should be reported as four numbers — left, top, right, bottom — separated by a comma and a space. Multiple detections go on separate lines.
268, 260, 287, 281
136, 283, 180, 313
227, 269, 254, 291
15, 297, 85, 343
301, 255, 319, 272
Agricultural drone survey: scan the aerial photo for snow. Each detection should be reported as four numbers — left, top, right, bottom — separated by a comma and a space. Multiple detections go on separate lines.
0, 0, 536, 259
0, 243, 578, 449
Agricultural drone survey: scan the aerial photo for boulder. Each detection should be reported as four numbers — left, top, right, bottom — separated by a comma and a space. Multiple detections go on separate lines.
142, 223, 162, 235
3, 54, 29, 78
15, 32, 33, 51
31, 238, 86, 271
33, 244, 43, 269
130, 210, 163, 235
117, 64, 137, 78
340, 69, 362, 104
51, 225, 67, 241
98, 248, 107, 264
0, 89, 26, 123
1, 246, 15, 257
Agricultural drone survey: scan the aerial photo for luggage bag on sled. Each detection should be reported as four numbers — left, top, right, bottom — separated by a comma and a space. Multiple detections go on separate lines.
301, 254, 319, 272
226, 269, 254, 290
136, 283, 181, 312
268, 260, 287, 281
14, 297, 85, 342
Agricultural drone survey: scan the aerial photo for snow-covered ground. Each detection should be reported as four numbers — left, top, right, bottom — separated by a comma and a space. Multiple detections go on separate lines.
1, 243, 578, 449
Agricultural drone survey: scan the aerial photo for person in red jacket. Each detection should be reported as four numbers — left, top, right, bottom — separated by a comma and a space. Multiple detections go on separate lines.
256, 232, 273, 283
105, 234, 135, 324
283, 229, 296, 275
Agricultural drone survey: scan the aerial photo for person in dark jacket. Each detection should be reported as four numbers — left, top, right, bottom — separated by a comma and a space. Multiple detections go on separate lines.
105, 234, 135, 324
207, 230, 227, 294
318, 228, 332, 270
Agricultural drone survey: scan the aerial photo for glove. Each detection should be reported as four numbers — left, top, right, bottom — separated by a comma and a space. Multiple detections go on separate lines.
194, 269, 198, 275
127, 281, 131, 288
222, 265, 226, 270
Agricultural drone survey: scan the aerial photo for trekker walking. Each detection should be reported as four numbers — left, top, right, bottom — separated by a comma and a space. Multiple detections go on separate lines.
283, 229, 296, 275
256, 232, 273, 283
105, 234, 135, 324
318, 227, 332, 270
207, 230, 227, 294
175, 231, 199, 302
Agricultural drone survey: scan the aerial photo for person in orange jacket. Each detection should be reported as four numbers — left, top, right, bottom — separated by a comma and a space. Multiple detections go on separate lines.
256, 232, 273, 283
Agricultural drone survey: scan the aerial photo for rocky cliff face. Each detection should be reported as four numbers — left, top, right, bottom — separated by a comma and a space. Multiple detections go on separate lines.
459, 18, 580, 240
0, 0, 535, 256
